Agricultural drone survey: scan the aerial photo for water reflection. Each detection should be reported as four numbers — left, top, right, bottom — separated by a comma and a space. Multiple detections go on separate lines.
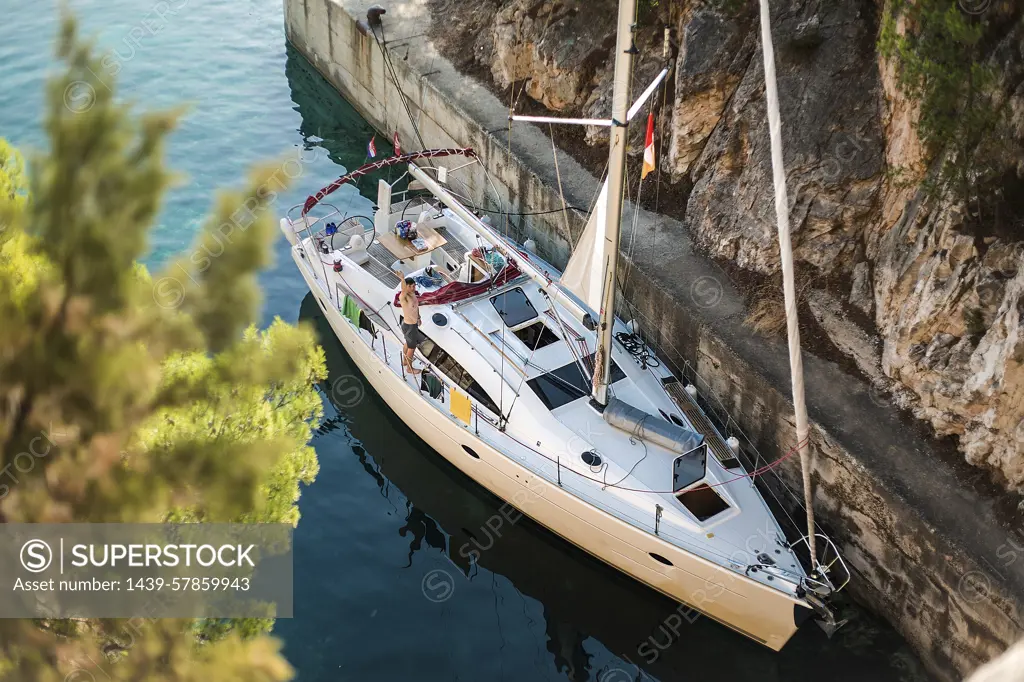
284, 43, 404, 207
285, 43, 378, 171
299, 293, 928, 682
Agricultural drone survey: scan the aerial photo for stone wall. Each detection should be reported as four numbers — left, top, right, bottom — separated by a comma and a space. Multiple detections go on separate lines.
283, 0, 1024, 678
440, 0, 1024, 500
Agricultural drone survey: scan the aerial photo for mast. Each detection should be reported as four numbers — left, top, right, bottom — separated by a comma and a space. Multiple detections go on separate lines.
592, 0, 637, 407
757, 0, 817, 566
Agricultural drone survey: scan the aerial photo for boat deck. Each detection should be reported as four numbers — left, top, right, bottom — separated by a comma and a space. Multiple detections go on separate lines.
439, 233, 468, 262
664, 380, 742, 470
364, 240, 401, 288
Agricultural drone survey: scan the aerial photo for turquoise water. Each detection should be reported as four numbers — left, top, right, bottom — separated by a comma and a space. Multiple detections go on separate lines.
0, 2, 929, 680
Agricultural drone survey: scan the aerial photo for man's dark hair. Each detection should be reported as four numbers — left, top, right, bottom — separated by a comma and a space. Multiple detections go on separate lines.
404, 277, 415, 285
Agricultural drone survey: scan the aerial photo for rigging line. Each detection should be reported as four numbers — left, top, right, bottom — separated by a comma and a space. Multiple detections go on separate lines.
499, 426, 808, 495
543, 301, 591, 387
378, 24, 390, 148
673, 359, 808, 534
511, 77, 530, 114
498, 78, 519, 422
374, 23, 429, 155
548, 123, 574, 246
568, 162, 612, 252
501, 298, 553, 421
540, 120, 601, 398
654, 67, 668, 214
377, 26, 418, 142
621, 155, 645, 289
638, 71, 668, 275
465, 203, 589, 218
494, 332, 596, 399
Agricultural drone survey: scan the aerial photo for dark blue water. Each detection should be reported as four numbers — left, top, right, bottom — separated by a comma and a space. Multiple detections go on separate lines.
0, 2, 929, 680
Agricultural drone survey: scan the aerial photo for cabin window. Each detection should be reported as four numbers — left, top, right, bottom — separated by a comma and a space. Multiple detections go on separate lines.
512, 320, 560, 350
490, 287, 538, 328
527, 353, 626, 410
421, 340, 502, 416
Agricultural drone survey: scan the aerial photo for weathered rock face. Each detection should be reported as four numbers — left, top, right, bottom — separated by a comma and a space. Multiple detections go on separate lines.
873, 196, 1024, 489
684, 0, 886, 277
490, 0, 617, 111
666, 5, 754, 178
430, 0, 1024, 493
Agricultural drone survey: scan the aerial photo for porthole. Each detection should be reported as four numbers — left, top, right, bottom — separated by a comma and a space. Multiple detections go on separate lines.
669, 414, 685, 427
462, 445, 480, 459
649, 552, 674, 567
581, 451, 602, 467
432, 312, 449, 327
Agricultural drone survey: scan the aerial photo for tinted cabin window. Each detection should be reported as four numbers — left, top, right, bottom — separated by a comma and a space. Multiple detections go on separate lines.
491, 287, 538, 328
423, 341, 501, 416
527, 353, 626, 410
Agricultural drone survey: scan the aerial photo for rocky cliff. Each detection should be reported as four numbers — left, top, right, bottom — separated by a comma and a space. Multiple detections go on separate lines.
428, 0, 1024, 495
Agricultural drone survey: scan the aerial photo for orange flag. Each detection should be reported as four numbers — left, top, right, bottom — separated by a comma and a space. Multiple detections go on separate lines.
641, 112, 656, 180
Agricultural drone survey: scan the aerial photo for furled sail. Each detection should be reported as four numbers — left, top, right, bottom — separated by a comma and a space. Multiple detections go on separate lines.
559, 180, 609, 312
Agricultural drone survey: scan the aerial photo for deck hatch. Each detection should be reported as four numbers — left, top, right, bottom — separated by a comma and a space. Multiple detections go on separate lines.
672, 443, 708, 492
527, 354, 625, 410
512, 320, 560, 350
677, 485, 730, 521
490, 287, 537, 327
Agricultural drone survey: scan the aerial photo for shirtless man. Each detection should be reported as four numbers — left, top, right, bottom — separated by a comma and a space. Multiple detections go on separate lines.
399, 277, 425, 375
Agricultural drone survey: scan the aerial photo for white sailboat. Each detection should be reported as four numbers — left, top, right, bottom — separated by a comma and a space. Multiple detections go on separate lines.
281, 0, 848, 650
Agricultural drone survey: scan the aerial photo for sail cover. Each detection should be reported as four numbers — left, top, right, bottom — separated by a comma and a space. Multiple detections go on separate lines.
559, 180, 609, 312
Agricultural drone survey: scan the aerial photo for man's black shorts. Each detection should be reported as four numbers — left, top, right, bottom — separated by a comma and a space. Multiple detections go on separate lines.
401, 321, 426, 349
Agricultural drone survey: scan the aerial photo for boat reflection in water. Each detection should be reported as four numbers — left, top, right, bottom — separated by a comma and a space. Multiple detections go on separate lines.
297, 293, 924, 682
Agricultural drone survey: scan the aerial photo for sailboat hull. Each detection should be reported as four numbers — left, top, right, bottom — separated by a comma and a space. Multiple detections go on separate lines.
296, 249, 810, 652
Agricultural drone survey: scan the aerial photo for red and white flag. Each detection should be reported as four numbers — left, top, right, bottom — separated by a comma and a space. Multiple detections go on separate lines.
641, 112, 656, 180
393, 131, 402, 156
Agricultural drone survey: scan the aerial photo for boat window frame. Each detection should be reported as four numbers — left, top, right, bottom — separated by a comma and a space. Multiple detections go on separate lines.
420, 338, 502, 417
526, 353, 626, 411
490, 286, 539, 329
672, 442, 709, 493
